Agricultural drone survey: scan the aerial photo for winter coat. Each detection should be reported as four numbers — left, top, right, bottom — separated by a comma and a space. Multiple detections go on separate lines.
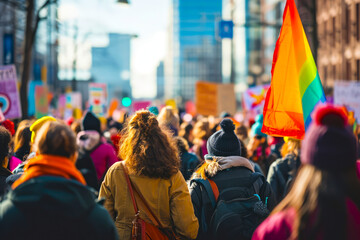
180, 151, 201, 181
0, 176, 119, 240
77, 131, 118, 181
252, 199, 360, 240
0, 167, 12, 197
266, 153, 301, 203
76, 149, 99, 190
189, 158, 276, 240
99, 161, 199, 240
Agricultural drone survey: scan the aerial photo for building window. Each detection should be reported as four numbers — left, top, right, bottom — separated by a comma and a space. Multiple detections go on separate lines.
323, 66, 328, 83
357, 60, 360, 80
332, 17, 336, 47
357, 3, 360, 41
333, 65, 336, 80
345, 7, 350, 44
346, 60, 351, 80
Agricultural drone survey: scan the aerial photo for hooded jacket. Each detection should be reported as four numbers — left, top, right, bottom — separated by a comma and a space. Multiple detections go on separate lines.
189, 157, 276, 240
267, 153, 301, 203
0, 176, 118, 240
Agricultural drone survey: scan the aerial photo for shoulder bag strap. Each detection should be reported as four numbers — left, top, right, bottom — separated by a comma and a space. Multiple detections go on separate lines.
122, 163, 164, 229
121, 163, 139, 215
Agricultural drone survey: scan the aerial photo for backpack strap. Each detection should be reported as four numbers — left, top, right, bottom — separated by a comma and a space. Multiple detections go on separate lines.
251, 172, 263, 194
191, 178, 217, 208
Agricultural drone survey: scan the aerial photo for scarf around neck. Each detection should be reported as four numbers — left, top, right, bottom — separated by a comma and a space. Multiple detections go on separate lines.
12, 154, 86, 189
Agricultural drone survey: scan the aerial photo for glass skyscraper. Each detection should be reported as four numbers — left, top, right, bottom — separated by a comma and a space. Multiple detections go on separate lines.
165, 0, 222, 102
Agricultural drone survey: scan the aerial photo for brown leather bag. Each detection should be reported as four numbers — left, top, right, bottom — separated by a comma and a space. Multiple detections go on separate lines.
122, 163, 179, 240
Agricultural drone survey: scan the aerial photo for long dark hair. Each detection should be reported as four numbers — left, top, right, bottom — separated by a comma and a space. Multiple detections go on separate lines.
272, 164, 360, 240
120, 110, 180, 179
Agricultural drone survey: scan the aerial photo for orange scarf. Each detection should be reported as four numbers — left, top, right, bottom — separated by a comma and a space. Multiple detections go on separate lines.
12, 154, 86, 189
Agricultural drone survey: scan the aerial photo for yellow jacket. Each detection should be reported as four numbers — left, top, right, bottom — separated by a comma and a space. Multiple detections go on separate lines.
99, 161, 199, 239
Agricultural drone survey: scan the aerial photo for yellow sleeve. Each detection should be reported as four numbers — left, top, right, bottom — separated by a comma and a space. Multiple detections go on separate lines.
169, 171, 199, 239
99, 167, 116, 220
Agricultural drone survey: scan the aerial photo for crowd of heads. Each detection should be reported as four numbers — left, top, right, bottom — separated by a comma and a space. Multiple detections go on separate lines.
0, 102, 359, 239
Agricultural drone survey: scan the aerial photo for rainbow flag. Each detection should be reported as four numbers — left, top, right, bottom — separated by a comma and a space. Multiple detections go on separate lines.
262, 0, 326, 139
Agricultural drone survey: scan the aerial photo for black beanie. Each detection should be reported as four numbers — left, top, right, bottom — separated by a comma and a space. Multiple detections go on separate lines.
82, 112, 101, 134
207, 118, 241, 157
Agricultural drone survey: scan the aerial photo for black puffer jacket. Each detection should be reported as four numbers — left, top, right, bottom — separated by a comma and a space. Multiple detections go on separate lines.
266, 153, 301, 203
0, 176, 118, 240
189, 166, 276, 240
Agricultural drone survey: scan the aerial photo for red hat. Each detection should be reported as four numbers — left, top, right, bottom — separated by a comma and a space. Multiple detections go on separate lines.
301, 103, 358, 171
1, 119, 15, 136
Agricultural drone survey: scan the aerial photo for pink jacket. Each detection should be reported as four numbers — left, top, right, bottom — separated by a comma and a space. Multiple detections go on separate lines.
77, 131, 118, 181
90, 143, 118, 181
252, 200, 360, 240
9, 156, 22, 172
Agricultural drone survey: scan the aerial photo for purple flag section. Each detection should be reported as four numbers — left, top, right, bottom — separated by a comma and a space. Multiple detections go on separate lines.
0, 65, 22, 119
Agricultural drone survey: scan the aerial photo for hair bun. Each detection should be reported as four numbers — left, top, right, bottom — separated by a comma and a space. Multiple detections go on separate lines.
220, 118, 235, 132
313, 103, 348, 127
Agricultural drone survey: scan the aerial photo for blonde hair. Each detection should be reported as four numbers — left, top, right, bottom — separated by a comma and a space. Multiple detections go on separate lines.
281, 138, 301, 157
193, 119, 210, 142
157, 106, 180, 132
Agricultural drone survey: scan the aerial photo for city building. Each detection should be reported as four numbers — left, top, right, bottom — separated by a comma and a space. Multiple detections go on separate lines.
317, 0, 360, 91
222, 0, 265, 101
165, 0, 223, 102
156, 61, 165, 100
91, 33, 133, 102
0, 2, 26, 72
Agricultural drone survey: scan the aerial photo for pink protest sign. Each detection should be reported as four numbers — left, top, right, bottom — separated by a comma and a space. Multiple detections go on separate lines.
0, 65, 22, 119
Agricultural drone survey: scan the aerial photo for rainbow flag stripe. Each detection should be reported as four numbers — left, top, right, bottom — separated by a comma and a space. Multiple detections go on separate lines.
262, 0, 326, 139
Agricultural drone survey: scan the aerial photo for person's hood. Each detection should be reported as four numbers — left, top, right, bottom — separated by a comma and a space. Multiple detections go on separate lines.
77, 130, 101, 151
6, 176, 96, 218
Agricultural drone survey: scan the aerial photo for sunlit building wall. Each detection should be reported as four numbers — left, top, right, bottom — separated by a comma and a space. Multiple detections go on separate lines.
91, 33, 132, 102
317, 0, 360, 91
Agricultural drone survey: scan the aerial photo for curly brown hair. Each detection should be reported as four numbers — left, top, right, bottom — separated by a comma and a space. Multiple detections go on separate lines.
120, 110, 180, 179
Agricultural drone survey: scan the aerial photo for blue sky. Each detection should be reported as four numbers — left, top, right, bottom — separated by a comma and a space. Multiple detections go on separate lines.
58, 0, 170, 98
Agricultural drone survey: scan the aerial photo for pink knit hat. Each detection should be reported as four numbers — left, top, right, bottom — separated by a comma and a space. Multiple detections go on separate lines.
301, 103, 358, 171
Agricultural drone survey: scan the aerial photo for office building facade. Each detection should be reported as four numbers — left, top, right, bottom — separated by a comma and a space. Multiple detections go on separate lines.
165, 0, 223, 102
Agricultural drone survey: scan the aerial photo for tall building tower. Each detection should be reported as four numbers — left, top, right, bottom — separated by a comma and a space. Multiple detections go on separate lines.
165, 0, 222, 102
156, 61, 165, 100
91, 33, 132, 102
222, 0, 264, 101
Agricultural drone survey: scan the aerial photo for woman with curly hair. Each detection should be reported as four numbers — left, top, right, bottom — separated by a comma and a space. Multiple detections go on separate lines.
99, 110, 199, 239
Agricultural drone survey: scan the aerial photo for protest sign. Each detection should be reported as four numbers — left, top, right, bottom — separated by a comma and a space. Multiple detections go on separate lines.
89, 83, 107, 117
195, 81, 236, 116
243, 84, 270, 112
133, 100, 151, 112
35, 85, 49, 118
0, 65, 21, 119
108, 99, 119, 117
58, 94, 66, 119
334, 81, 360, 121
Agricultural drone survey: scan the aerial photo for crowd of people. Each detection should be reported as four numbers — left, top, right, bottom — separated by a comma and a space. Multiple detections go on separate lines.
0, 103, 359, 239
